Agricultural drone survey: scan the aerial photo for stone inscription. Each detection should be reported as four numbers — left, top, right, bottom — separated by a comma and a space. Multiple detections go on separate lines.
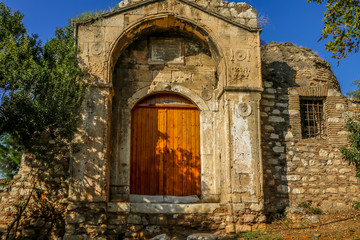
230, 67, 251, 84
151, 38, 183, 63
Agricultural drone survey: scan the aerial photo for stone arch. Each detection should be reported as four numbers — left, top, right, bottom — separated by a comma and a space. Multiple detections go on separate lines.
108, 13, 223, 200
106, 14, 227, 87
128, 84, 210, 111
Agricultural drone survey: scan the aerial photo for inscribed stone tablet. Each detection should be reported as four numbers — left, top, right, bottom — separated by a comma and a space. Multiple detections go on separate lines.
151, 38, 183, 63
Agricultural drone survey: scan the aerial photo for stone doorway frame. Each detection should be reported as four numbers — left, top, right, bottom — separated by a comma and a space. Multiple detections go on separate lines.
106, 15, 226, 204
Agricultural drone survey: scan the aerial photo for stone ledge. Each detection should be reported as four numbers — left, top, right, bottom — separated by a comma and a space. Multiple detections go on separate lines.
129, 194, 200, 203
107, 202, 221, 214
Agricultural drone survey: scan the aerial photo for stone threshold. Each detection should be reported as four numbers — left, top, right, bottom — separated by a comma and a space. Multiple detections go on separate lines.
129, 194, 200, 203
107, 202, 221, 214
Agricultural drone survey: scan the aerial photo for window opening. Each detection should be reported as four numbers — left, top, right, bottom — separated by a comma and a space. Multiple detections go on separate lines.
300, 99, 326, 139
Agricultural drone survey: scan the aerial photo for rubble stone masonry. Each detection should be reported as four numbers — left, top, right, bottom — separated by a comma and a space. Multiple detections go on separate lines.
0, 1, 359, 239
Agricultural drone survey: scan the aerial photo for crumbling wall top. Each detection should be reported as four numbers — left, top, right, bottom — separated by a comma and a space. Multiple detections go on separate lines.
117, 0, 258, 28
261, 42, 341, 91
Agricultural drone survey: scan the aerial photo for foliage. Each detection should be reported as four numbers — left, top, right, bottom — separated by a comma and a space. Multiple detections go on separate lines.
340, 116, 360, 177
298, 202, 324, 214
73, 10, 107, 21
0, 134, 22, 179
349, 200, 360, 209
347, 79, 360, 99
0, 2, 85, 155
73, 2, 120, 21
307, 0, 360, 59
237, 231, 283, 240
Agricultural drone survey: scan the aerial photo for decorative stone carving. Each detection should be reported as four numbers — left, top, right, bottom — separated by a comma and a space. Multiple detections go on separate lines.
150, 38, 184, 64
90, 43, 103, 55
238, 102, 252, 117
201, 89, 212, 101
229, 67, 251, 84
230, 49, 251, 62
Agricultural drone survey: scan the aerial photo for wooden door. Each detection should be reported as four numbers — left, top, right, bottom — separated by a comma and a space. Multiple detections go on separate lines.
130, 94, 201, 196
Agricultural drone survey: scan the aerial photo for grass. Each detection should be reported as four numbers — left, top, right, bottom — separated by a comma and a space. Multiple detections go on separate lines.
298, 202, 323, 215
237, 231, 283, 240
72, 2, 120, 21
350, 200, 360, 210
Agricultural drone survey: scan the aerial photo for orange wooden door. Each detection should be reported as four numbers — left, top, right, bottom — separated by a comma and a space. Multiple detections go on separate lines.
130, 94, 201, 196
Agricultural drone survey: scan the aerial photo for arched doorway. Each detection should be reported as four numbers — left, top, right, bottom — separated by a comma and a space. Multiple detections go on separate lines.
130, 93, 201, 196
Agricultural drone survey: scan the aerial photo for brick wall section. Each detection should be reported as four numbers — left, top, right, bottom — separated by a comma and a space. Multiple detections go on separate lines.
261, 42, 360, 214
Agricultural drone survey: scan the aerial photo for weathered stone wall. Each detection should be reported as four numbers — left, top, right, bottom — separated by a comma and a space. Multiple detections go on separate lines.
0, 149, 69, 239
261, 42, 360, 215
65, 201, 266, 239
110, 33, 218, 200
69, 0, 263, 238
70, 0, 262, 206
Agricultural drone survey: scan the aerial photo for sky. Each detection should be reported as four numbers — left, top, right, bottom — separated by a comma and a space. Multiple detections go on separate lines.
3, 0, 359, 96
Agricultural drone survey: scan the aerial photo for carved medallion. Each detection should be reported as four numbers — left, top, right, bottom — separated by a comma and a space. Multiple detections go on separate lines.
90, 43, 103, 55
238, 103, 252, 117
201, 89, 212, 101
229, 49, 251, 63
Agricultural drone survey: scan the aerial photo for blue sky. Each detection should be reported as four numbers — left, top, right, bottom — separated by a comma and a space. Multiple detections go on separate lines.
3, 0, 359, 95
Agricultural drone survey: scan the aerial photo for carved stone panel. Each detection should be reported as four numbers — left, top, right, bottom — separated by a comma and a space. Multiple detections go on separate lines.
150, 38, 184, 64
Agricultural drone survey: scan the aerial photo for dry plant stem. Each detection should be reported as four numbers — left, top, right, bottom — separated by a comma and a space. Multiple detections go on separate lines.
5, 174, 37, 240
278, 213, 360, 231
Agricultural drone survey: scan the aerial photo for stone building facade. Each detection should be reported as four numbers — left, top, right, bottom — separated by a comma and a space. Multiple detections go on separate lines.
0, 0, 359, 239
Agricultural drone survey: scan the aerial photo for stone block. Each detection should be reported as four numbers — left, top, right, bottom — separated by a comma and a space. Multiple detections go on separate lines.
252, 223, 267, 231
107, 202, 130, 213
145, 225, 161, 234
243, 214, 257, 223
292, 188, 305, 194
326, 188, 338, 194
187, 233, 218, 240
269, 116, 285, 123
129, 195, 164, 203
130, 224, 143, 232
277, 185, 290, 193
127, 215, 142, 224
273, 146, 285, 153
150, 234, 170, 240
63, 234, 86, 240
66, 213, 85, 224
225, 224, 235, 233
250, 203, 263, 211
164, 195, 200, 203
339, 168, 352, 174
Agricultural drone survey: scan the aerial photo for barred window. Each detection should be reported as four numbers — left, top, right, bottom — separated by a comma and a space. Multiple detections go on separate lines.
300, 99, 326, 139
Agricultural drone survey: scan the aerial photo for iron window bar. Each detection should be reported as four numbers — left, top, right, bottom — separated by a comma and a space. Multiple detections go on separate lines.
300, 99, 326, 139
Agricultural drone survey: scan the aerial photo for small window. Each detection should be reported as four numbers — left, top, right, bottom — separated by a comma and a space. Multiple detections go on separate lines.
300, 99, 326, 139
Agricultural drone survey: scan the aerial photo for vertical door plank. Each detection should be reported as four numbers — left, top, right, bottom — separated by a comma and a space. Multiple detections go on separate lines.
130, 109, 136, 194
182, 109, 189, 196
174, 109, 182, 196
148, 108, 155, 195
158, 108, 165, 195
177, 109, 184, 196
173, 109, 178, 196
190, 110, 196, 195
136, 108, 143, 194
166, 109, 174, 196
187, 108, 192, 196
195, 109, 201, 195
139, 108, 145, 195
